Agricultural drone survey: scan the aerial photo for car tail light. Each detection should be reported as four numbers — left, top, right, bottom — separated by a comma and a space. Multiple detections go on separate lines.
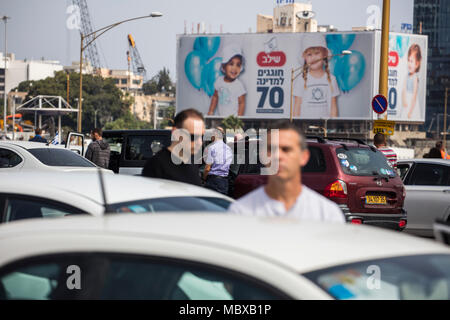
402, 186, 406, 198
324, 180, 348, 199
399, 220, 407, 228
351, 218, 363, 225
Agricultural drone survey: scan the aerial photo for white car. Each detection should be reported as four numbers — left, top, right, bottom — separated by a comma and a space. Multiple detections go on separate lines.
0, 141, 112, 173
397, 159, 450, 237
0, 172, 233, 222
0, 214, 449, 300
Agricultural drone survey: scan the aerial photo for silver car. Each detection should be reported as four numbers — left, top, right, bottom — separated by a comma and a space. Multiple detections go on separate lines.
397, 159, 450, 237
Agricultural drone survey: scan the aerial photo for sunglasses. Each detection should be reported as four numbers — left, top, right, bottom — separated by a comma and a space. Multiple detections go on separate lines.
190, 134, 203, 141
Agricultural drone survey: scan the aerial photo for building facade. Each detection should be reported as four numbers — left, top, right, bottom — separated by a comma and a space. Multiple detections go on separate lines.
414, 0, 450, 137
0, 52, 63, 99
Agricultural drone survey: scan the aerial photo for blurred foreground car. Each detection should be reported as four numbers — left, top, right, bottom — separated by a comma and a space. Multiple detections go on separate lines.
397, 159, 450, 237
0, 215, 449, 300
0, 141, 112, 173
0, 172, 232, 222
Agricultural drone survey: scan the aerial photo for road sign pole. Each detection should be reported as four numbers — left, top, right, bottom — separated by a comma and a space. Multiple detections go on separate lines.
379, 0, 390, 121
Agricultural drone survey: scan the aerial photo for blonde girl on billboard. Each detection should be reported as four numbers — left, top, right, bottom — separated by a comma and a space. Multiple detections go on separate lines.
293, 34, 340, 118
401, 44, 422, 120
208, 44, 247, 117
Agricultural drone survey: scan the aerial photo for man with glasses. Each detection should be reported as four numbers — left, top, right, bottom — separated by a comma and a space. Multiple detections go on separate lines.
142, 109, 205, 186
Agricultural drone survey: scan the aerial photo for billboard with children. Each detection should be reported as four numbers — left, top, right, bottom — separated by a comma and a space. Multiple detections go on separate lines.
176, 32, 423, 121
380, 33, 428, 122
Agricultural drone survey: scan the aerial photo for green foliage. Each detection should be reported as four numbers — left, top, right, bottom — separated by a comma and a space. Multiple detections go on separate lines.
221, 116, 244, 130
14, 71, 130, 133
143, 68, 175, 95
159, 105, 175, 128
104, 110, 154, 130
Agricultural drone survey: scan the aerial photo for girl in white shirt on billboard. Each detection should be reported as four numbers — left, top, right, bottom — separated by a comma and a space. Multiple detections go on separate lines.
208, 44, 247, 117
293, 35, 340, 118
401, 43, 422, 120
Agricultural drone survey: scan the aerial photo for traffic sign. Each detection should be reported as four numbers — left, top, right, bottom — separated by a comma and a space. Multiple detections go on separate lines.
373, 120, 396, 136
372, 95, 388, 114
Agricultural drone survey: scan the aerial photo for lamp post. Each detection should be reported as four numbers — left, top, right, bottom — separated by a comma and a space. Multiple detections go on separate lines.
444, 87, 449, 153
77, 12, 163, 133
94, 109, 99, 129
290, 50, 352, 123
2, 16, 11, 135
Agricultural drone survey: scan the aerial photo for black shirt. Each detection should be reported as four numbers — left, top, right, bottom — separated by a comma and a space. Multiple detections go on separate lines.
142, 148, 202, 186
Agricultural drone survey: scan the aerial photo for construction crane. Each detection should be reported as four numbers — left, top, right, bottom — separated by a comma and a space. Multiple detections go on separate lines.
127, 34, 147, 82
72, 0, 102, 70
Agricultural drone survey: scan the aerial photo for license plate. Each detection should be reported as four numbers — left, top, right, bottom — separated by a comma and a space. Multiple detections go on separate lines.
366, 195, 387, 205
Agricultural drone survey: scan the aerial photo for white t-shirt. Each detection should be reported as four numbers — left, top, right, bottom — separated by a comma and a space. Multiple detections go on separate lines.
214, 76, 246, 117
228, 185, 345, 223
293, 72, 340, 118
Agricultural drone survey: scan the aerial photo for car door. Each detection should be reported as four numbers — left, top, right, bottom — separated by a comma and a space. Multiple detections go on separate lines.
65, 132, 85, 156
403, 162, 450, 236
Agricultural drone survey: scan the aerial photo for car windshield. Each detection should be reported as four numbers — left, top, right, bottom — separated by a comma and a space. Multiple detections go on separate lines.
303, 254, 450, 300
336, 147, 396, 177
109, 196, 231, 213
28, 148, 96, 167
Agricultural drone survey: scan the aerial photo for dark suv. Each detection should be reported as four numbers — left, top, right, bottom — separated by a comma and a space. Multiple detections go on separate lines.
233, 137, 407, 231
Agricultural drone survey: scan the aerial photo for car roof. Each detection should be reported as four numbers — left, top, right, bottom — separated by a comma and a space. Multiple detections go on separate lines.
0, 214, 448, 273
398, 158, 450, 165
103, 129, 171, 135
0, 172, 232, 206
0, 141, 63, 150
306, 137, 372, 149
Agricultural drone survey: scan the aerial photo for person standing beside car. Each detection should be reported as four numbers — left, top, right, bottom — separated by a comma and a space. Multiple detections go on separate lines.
142, 109, 205, 186
374, 133, 398, 169
29, 128, 47, 143
228, 121, 345, 223
85, 128, 110, 169
203, 127, 233, 195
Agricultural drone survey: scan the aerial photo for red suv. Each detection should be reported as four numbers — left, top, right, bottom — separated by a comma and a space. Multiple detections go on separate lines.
232, 137, 407, 231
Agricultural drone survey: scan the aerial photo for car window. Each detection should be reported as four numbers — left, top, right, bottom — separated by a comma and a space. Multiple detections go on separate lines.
303, 147, 326, 173
104, 136, 124, 173
125, 135, 170, 161
409, 163, 450, 186
0, 254, 288, 300
397, 163, 411, 181
304, 254, 450, 300
28, 148, 95, 167
336, 147, 396, 177
0, 148, 22, 168
109, 197, 231, 213
3, 196, 86, 222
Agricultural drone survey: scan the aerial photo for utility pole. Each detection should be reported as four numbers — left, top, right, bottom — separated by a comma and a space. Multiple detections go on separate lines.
444, 87, 449, 151
378, 0, 390, 120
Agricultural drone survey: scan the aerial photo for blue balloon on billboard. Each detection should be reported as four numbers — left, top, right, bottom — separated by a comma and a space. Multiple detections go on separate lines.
185, 51, 207, 90
335, 50, 366, 92
194, 37, 221, 61
202, 57, 223, 97
326, 34, 356, 54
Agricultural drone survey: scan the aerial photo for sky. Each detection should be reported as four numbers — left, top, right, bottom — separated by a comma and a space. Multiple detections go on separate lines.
0, 0, 413, 81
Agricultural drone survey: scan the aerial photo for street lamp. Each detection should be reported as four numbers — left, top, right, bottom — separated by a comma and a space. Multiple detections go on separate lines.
289, 50, 352, 122
77, 12, 163, 133
2, 15, 11, 135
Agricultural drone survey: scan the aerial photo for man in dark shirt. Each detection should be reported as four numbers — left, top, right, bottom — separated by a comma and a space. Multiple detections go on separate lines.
29, 128, 47, 143
142, 109, 205, 186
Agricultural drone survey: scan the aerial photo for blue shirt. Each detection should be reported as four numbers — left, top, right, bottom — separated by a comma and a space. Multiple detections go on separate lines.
206, 140, 233, 177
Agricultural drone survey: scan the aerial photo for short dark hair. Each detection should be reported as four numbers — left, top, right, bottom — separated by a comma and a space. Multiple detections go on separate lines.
35, 128, 42, 135
436, 141, 443, 149
374, 133, 386, 146
267, 120, 307, 150
173, 109, 204, 128
92, 128, 102, 137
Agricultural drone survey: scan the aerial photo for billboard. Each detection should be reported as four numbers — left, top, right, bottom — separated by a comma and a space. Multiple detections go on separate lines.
382, 33, 428, 122
176, 31, 426, 121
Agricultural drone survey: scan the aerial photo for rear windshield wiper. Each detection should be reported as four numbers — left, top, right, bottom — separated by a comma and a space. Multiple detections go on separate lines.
372, 171, 390, 182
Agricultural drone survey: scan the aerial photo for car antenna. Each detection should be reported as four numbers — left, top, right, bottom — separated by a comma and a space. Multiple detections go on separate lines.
97, 167, 111, 214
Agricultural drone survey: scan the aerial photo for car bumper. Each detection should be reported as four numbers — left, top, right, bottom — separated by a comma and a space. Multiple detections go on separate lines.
339, 205, 407, 231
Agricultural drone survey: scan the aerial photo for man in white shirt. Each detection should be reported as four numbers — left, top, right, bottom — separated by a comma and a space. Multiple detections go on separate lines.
228, 121, 345, 223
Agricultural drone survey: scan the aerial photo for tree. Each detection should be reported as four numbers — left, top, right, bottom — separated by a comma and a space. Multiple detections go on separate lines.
159, 105, 175, 128
104, 110, 154, 130
143, 67, 175, 95
221, 116, 244, 131
14, 71, 131, 133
